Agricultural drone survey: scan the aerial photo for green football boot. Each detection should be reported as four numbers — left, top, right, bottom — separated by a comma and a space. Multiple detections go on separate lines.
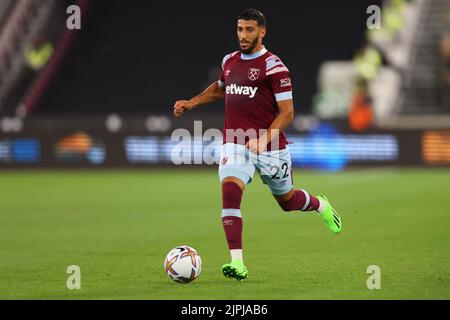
222, 259, 248, 281
316, 195, 342, 234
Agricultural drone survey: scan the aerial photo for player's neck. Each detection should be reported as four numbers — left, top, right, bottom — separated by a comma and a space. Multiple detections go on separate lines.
241, 45, 267, 60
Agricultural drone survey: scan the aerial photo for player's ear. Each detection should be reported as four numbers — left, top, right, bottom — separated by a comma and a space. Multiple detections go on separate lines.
259, 27, 266, 39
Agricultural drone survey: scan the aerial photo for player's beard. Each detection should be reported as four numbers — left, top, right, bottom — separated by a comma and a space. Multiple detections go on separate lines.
239, 37, 259, 54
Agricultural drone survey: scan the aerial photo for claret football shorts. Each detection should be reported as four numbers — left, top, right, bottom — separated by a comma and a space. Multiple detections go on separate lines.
218, 143, 293, 195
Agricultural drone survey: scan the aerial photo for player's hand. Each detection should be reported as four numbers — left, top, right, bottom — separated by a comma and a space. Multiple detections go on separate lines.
246, 138, 267, 155
173, 100, 193, 117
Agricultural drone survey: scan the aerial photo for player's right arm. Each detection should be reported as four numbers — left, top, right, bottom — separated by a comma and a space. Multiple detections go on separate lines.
173, 81, 225, 117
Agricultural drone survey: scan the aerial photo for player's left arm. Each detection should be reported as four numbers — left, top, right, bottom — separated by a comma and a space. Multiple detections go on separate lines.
264, 98, 294, 148
247, 57, 294, 154
247, 99, 294, 154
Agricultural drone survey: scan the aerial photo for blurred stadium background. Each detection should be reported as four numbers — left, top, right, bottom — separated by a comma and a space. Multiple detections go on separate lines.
0, 0, 449, 169
1, 0, 450, 300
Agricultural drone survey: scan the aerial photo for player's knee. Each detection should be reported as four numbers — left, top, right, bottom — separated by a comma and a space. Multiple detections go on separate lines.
222, 181, 243, 209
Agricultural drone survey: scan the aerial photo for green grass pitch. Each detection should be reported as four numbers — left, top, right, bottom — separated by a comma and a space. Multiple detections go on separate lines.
0, 168, 449, 299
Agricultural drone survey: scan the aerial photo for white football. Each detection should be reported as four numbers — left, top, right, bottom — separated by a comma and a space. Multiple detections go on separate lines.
164, 245, 201, 283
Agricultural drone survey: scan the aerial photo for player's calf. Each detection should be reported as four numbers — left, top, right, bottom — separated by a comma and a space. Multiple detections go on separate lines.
275, 190, 342, 234
221, 180, 244, 260
276, 189, 320, 212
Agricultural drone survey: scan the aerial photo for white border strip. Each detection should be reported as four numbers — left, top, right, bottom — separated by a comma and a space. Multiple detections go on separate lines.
274, 91, 292, 101
222, 208, 242, 218
300, 190, 310, 211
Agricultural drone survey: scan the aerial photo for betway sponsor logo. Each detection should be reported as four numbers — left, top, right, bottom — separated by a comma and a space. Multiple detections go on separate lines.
225, 84, 258, 98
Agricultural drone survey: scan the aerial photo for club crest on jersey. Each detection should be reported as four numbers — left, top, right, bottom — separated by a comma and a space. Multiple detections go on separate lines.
248, 68, 260, 81
280, 78, 291, 87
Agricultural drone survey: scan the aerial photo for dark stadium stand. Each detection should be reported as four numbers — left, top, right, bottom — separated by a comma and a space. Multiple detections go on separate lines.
2, 0, 449, 169
32, 0, 379, 116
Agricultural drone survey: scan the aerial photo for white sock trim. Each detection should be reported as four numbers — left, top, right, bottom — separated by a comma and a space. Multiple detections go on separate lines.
222, 209, 241, 218
300, 189, 310, 211
230, 249, 243, 262
317, 198, 326, 213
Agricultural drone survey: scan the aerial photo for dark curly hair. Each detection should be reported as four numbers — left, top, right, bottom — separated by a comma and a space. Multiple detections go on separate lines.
237, 8, 266, 27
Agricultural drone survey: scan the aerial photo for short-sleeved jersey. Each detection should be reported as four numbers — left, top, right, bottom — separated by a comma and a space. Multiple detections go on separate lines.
218, 47, 293, 151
